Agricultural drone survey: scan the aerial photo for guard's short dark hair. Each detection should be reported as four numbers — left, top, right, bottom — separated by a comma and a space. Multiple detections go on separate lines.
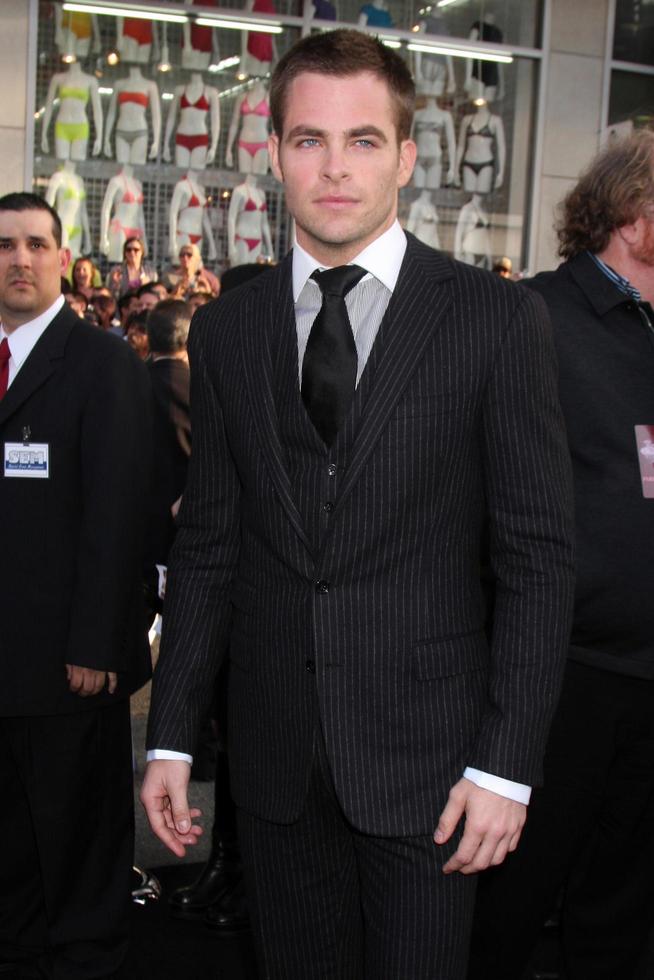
0, 192, 63, 247
147, 299, 191, 354
557, 128, 654, 259
137, 282, 159, 299
270, 29, 415, 143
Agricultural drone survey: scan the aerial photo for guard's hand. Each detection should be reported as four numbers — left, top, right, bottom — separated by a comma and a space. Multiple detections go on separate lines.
140, 760, 203, 857
66, 664, 117, 696
434, 777, 526, 875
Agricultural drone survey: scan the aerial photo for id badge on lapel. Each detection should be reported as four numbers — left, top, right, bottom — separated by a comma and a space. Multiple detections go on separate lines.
4, 426, 49, 479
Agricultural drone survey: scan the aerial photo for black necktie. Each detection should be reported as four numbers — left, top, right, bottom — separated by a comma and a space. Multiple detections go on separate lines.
301, 265, 366, 446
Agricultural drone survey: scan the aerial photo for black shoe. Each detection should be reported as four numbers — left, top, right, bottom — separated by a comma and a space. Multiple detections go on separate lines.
204, 878, 250, 939
169, 839, 241, 920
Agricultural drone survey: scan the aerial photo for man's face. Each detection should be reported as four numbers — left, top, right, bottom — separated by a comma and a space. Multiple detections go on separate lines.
138, 291, 159, 312
632, 210, 654, 267
0, 209, 69, 332
269, 71, 416, 265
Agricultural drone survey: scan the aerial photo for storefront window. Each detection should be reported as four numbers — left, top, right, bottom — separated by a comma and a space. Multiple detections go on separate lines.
33, 0, 542, 279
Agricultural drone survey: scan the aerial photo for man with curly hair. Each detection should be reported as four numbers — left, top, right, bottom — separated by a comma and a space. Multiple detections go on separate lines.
469, 128, 654, 980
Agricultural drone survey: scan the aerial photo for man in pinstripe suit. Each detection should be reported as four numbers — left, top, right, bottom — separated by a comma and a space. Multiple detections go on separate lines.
142, 30, 575, 979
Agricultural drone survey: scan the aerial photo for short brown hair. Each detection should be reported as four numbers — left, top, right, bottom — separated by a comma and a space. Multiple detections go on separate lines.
0, 191, 62, 247
270, 29, 415, 143
557, 128, 654, 259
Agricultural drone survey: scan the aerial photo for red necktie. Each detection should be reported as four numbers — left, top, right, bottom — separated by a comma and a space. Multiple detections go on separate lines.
0, 338, 10, 401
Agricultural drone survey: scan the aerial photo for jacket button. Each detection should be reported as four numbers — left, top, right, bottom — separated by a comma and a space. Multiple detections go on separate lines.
327, 463, 337, 477
323, 501, 333, 513
305, 659, 316, 674
315, 580, 330, 594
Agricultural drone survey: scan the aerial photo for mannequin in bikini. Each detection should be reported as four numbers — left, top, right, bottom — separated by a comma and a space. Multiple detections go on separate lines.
163, 73, 220, 170
455, 105, 506, 195
406, 190, 441, 251
227, 174, 274, 267
41, 63, 103, 162
454, 193, 492, 270
104, 66, 161, 166
413, 11, 455, 99
46, 160, 91, 261
116, 16, 160, 65
411, 98, 456, 190
54, 7, 100, 60
225, 80, 270, 176
169, 171, 217, 263
100, 165, 148, 264
181, 0, 221, 70
465, 15, 505, 103
241, 0, 277, 78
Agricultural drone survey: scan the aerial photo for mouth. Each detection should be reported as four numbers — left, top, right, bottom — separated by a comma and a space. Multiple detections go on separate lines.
315, 196, 359, 209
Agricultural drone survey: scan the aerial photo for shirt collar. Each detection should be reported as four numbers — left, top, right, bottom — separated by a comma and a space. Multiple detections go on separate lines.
588, 251, 642, 303
0, 295, 65, 369
292, 220, 407, 302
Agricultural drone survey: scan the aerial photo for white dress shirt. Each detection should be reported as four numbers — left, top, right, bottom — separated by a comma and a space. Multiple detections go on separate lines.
0, 295, 65, 387
149, 223, 531, 804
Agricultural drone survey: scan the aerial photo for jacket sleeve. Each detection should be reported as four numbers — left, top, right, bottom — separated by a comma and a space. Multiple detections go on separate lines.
469, 287, 576, 786
146, 313, 242, 754
66, 342, 153, 672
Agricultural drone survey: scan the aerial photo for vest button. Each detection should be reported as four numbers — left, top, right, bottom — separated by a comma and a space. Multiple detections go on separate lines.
327, 463, 337, 477
315, 580, 330, 594
305, 659, 316, 674
323, 501, 333, 513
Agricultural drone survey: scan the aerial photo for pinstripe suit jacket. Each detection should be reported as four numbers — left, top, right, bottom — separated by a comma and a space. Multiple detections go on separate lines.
148, 234, 575, 836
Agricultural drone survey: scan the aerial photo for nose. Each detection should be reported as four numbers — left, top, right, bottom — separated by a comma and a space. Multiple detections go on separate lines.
320, 144, 350, 182
12, 242, 32, 266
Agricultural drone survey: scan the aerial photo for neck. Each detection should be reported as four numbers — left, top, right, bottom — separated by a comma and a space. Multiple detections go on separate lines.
597, 238, 654, 305
1, 297, 57, 334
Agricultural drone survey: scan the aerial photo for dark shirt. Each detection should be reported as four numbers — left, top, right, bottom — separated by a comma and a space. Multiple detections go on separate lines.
526, 252, 654, 678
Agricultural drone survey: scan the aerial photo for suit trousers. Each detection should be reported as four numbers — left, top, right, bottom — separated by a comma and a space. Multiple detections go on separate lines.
237, 725, 476, 980
468, 660, 654, 980
0, 702, 134, 980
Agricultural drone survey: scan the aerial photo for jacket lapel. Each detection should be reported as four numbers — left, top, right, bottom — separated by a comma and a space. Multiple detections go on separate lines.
333, 235, 455, 518
0, 304, 76, 428
239, 255, 313, 556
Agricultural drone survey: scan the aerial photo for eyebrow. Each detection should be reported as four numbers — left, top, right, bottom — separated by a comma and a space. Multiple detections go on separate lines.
285, 124, 388, 144
0, 235, 51, 246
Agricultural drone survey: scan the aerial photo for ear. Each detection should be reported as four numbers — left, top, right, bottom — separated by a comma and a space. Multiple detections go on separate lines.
397, 138, 417, 189
59, 247, 71, 276
268, 133, 283, 183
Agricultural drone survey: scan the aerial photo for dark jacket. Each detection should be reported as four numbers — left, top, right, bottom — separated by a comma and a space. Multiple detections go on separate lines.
527, 251, 654, 678
148, 235, 575, 834
0, 303, 153, 715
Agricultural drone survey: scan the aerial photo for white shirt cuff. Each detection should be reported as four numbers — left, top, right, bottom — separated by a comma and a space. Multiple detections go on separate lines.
146, 749, 193, 765
463, 767, 532, 804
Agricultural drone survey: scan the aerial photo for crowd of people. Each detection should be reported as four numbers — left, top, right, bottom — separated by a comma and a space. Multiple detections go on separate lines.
1, 24, 653, 980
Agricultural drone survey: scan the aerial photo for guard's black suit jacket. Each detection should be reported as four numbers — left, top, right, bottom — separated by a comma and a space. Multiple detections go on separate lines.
0, 304, 152, 717
148, 235, 575, 836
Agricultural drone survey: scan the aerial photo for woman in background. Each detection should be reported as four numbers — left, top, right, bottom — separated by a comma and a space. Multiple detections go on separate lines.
106, 236, 157, 299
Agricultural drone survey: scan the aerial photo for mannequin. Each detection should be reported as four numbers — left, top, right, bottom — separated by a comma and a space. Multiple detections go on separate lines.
465, 15, 505, 103
227, 174, 274, 266
406, 191, 440, 251
455, 105, 506, 194
41, 63, 102, 162
413, 12, 455, 97
358, 0, 393, 28
168, 171, 217, 262
45, 161, 91, 261
116, 16, 159, 65
241, 0, 277, 78
454, 194, 491, 269
305, 0, 337, 21
104, 66, 161, 166
411, 98, 456, 190
54, 7, 100, 60
163, 73, 220, 169
100, 165, 147, 264
225, 80, 270, 175
182, 0, 221, 70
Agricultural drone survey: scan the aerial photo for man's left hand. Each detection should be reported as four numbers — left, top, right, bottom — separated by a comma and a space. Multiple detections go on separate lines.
434, 777, 526, 875
66, 664, 118, 697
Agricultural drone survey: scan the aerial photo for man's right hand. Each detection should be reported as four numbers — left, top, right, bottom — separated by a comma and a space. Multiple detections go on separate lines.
140, 760, 203, 857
